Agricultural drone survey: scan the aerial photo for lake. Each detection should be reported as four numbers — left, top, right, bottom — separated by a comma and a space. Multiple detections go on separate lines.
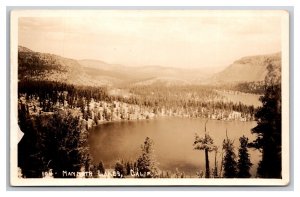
88, 117, 260, 177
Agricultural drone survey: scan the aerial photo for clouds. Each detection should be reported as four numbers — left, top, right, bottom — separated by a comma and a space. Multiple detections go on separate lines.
18, 10, 283, 69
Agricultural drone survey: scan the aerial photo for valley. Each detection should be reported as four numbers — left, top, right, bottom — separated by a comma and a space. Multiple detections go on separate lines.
17, 46, 281, 178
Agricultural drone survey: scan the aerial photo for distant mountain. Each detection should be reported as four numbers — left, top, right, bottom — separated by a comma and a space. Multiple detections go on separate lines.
19, 47, 206, 87
79, 60, 143, 84
79, 59, 124, 71
79, 59, 213, 86
18, 46, 110, 86
208, 52, 281, 84
19, 46, 278, 88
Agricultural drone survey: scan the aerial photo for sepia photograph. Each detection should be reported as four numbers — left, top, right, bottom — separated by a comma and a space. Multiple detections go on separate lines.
10, 10, 289, 186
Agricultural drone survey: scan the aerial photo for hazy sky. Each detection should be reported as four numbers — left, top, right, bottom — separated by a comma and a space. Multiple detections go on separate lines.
18, 11, 283, 69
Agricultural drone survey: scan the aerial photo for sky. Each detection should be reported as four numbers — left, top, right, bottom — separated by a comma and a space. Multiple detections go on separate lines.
18, 10, 284, 69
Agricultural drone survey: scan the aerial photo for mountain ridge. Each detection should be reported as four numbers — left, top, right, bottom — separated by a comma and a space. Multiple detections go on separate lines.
207, 52, 281, 84
18, 46, 281, 87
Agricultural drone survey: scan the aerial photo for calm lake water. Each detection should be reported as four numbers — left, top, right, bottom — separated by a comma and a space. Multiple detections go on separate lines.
88, 117, 260, 177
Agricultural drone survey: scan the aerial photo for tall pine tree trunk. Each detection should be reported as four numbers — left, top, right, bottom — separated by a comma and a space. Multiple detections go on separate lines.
205, 148, 210, 178
213, 150, 218, 177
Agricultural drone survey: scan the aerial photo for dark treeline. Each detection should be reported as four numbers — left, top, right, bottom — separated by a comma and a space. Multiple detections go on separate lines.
19, 79, 110, 105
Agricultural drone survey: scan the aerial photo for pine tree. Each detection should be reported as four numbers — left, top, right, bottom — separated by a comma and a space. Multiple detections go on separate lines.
193, 121, 217, 178
237, 136, 252, 178
222, 130, 237, 178
136, 137, 159, 178
249, 63, 282, 178
213, 147, 219, 178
